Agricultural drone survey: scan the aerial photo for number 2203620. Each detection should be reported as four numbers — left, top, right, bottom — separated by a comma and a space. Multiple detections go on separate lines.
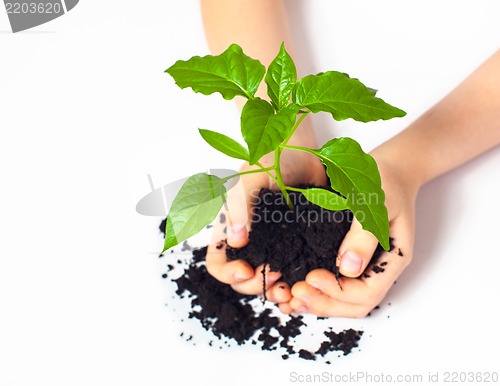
5, 2, 62, 14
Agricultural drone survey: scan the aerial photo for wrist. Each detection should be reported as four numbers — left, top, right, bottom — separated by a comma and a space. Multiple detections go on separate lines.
370, 143, 423, 199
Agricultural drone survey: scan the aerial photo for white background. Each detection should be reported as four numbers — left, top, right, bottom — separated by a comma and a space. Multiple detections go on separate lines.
1, 1, 499, 385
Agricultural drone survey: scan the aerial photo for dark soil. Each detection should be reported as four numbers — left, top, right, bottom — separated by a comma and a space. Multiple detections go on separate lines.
161, 245, 363, 361
226, 188, 390, 286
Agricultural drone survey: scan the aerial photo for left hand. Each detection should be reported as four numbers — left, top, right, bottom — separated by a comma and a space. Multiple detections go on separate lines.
282, 154, 420, 317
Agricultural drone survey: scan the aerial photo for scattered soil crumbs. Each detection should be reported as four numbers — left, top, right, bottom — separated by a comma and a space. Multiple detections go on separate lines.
161, 246, 363, 362
226, 188, 391, 286
371, 265, 385, 274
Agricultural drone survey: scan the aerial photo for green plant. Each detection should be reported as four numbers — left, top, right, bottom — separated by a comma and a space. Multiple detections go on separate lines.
163, 43, 406, 252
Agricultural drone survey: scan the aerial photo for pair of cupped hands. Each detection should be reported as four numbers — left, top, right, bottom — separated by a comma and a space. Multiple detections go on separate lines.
206, 145, 417, 318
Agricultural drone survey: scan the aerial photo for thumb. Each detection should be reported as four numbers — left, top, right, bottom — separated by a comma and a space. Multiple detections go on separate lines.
225, 171, 267, 248
337, 218, 380, 278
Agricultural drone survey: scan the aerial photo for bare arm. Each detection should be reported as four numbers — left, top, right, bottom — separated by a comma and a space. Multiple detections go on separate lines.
373, 49, 500, 190
201, 0, 291, 65
200, 0, 316, 148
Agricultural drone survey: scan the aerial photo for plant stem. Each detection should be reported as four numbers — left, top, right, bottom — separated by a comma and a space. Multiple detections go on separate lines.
221, 166, 275, 183
282, 111, 309, 145
271, 112, 311, 209
273, 147, 294, 208
256, 161, 279, 185
280, 144, 318, 156
283, 185, 304, 193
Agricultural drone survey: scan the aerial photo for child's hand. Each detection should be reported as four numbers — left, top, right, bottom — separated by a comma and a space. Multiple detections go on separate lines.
284, 155, 419, 317
204, 164, 290, 303
205, 145, 326, 307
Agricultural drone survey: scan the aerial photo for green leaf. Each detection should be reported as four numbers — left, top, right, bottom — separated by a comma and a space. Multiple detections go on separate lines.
265, 42, 297, 109
163, 173, 226, 251
301, 188, 349, 211
198, 129, 249, 161
241, 98, 298, 164
163, 217, 178, 253
315, 138, 390, 250
293, 71, 406, 122
165, 44, 265, 100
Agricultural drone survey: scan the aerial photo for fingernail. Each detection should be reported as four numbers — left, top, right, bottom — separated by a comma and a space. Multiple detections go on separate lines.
297, 306, 308, 313
297, 295, 310, 303
340, 250, 363, 275
228, 224, 246, 240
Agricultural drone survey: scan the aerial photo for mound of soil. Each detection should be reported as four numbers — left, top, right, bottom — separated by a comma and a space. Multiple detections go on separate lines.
226, 188, 390, 286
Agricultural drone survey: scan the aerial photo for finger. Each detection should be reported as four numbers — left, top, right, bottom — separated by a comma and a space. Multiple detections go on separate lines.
305, 267, 394, 308
265, 281, 292, 303
337, 218, 380, 278
205, 235, 254, 285
224, 168, 269, 248
231, 264, 282, 295
278, 302, 293, 315
306, 213, 414, 306
288, 296, 309, 314
305, 269, 373, 305
291, 281, 370, 318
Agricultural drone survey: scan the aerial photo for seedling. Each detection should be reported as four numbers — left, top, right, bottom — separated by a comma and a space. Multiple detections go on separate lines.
163, 43, 405, 252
